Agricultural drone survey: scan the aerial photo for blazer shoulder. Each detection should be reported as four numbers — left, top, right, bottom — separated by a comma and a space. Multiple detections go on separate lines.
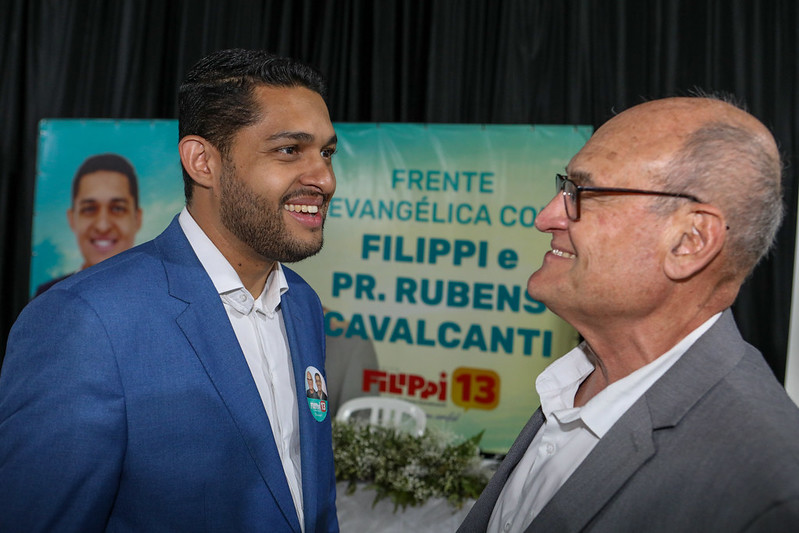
34, 218, 191, 311
52, 241, 165, 298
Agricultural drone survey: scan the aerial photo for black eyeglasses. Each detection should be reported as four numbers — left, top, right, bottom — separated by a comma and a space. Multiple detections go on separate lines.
555, 174, 703, 221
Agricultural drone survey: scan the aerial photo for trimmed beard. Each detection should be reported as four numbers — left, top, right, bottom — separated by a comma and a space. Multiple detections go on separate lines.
218, 161, 325, 263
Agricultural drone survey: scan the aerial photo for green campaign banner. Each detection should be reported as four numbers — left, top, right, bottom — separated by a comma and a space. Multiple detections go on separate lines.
293, 124, 590, 452
31, 120, 591, 453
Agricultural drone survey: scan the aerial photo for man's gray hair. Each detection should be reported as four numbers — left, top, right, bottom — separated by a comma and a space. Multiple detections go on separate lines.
660, 116, 783, 277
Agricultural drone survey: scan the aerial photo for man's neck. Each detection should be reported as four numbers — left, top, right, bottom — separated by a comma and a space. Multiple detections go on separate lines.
572, 307, 722, 405
186, 205, 275, 297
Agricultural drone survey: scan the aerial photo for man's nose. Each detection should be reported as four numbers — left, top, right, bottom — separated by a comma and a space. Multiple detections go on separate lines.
301, 157, 336, 195
93, 209, 112, 231
535, 193, 569, 232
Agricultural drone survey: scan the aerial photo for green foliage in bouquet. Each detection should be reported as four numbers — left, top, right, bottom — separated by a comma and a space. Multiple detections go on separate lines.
332, 420, 491, 510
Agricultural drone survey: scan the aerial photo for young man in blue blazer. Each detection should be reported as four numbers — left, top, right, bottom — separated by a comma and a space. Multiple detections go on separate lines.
0, 49, 340, 532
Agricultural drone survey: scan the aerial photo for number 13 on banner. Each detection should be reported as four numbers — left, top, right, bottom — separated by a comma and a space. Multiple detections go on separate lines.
451, 367, 500, 410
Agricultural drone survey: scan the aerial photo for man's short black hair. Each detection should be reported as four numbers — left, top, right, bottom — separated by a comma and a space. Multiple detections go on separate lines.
72, 153, 139, 208
178, 49, 328, 201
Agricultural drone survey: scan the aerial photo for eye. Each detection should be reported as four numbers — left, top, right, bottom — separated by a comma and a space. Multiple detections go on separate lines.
277, 146, 299, 156
321, 147, 337, 159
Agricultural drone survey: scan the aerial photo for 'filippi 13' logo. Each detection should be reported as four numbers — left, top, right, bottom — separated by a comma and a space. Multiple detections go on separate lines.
361, 367, 500, 410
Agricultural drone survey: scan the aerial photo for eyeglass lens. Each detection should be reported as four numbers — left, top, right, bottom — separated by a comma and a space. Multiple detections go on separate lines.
556, 175, 577, 220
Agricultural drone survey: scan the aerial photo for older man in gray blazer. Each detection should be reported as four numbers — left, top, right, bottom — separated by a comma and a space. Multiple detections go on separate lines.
458, 96, 799, 533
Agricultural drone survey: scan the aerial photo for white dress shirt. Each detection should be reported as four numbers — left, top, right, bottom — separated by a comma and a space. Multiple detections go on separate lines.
179, 208, 304, 531
488, 313, 721, 533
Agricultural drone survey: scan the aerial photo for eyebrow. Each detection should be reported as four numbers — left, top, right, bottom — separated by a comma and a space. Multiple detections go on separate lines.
77, 197, 132, 205
566, 169, 594, 186
267, 132, 338, 146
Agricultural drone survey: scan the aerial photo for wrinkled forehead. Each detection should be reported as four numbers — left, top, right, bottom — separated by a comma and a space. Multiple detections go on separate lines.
566, 124, 679, 186
567, 98, 747, 186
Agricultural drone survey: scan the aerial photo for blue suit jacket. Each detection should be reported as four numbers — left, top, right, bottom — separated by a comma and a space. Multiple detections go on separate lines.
0, 217, 339, 532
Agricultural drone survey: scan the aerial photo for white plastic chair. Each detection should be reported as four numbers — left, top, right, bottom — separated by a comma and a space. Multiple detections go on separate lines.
336, 397, 427, 437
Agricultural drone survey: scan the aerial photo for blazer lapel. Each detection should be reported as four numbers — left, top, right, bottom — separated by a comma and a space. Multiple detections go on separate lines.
528, 310, 744, 533
458, 410, 545, 533
157, 218, 302, 532
529, 401, 656, 532
282, 292, 319, 529
280, 268, 332, 532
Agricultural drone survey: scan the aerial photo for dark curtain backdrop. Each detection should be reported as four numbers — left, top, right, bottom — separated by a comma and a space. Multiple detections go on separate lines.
2, 0, 797, 381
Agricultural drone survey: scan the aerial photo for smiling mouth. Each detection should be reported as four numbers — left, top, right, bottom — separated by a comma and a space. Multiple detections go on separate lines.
91, 238, 118, 250
284, 203, 320, 214
551, 248, 576, 259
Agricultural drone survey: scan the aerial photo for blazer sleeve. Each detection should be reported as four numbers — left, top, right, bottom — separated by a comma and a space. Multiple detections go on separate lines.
0, 289, 126, 533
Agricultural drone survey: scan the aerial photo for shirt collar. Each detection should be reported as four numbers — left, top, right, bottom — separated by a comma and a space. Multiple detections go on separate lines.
178, 207, 289, 314
536, 312, 722, 438
535, 346, 595, 419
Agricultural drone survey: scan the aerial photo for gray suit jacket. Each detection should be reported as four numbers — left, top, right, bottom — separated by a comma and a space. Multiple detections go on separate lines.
458, 310, 799, 533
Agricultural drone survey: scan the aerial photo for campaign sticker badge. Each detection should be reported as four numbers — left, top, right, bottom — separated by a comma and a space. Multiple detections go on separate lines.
304, 366, 328, 422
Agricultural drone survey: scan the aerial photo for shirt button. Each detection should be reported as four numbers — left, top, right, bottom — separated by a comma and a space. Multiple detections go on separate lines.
546, 443, 555, 455
238, 293, 247, 302
504, 521, 512, 531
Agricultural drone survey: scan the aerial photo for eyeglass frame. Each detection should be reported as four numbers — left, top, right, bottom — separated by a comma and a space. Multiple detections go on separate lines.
555, 173, 704, 221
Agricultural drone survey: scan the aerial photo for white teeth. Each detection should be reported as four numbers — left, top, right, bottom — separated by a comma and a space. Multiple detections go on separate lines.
552, 248, 576, 259
284, 204, 319, 214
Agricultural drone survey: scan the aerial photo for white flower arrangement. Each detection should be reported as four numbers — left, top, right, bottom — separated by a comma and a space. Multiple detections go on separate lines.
332, 420, 491, 510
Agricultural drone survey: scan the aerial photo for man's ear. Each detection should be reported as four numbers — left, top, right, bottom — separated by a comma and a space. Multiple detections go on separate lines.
664, 206, 727, 280
178, 135, 220, 189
